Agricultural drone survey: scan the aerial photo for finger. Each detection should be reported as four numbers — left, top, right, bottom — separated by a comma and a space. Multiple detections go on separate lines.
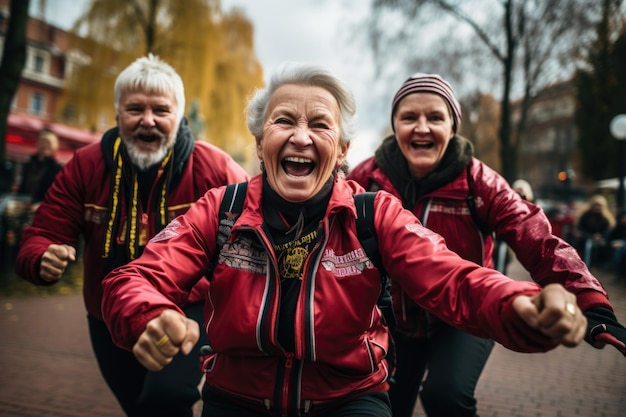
40, 244, 76, 281
534, 286, 585, 346
145, 311, 188, 354
50, 244, 76, 262
556, 312, 587, 348
159, 310, 196, 348
512, 295, 540, 329
180, 318, 200, 355
133, 335, 174, 371
63, 245, 77, 262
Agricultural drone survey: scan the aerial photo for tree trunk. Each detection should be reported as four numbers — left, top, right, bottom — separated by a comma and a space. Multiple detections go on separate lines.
499, 0, 516, 183
0, 0, 31, 164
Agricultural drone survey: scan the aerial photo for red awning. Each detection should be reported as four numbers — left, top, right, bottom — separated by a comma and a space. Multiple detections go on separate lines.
7, 112, 101, 146
5, 112, 102, 164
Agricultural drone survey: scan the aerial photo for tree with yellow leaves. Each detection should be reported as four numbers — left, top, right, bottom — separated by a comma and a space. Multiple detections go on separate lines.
58, 0, 263, 170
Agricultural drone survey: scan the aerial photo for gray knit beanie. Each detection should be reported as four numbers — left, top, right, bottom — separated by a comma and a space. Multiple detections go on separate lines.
391, 73, 462, 133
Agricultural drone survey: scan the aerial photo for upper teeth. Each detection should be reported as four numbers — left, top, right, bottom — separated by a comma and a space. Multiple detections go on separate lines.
284, 156, 312, 164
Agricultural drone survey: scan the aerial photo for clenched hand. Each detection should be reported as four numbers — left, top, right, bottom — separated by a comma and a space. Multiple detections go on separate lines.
513, 283, 587, 347
40, 244, 76, 282
133, 309, 200, 371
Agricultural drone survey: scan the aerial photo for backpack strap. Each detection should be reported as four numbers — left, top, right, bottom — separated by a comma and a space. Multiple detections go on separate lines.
465, 164, 491, 237
208, 181, 248, 277
217, 182, 248, 245
354, 192, 396, 332
354, 192, 397, 381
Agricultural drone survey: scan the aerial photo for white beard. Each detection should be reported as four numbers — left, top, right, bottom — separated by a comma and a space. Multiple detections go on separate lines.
125, 143, 169, 171
122, 126, 178, 171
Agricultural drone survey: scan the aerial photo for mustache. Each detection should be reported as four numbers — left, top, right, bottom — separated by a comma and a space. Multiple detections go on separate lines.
132, 127, 166, 140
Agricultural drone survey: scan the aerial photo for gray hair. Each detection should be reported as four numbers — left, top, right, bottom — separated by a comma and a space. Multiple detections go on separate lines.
114, 54, 186, 123
246, 63, 357, 144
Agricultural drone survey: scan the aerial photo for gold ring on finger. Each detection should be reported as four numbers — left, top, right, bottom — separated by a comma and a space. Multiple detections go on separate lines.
156, 334, 170, 347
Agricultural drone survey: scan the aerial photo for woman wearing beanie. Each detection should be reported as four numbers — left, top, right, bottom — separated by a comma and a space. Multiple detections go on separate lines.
347, 73, 626, 417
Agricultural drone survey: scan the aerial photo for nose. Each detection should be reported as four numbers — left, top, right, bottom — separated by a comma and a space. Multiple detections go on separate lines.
140, 110, 156, 127
414, 116, 429, 133
289, 125, 312, 146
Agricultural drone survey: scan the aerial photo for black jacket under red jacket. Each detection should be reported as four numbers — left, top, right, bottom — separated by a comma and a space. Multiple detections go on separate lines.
16, 120, 249, 321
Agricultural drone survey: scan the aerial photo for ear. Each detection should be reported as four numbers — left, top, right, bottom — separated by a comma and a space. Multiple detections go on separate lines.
336, 140, 350, 167
256, 138, 263, 160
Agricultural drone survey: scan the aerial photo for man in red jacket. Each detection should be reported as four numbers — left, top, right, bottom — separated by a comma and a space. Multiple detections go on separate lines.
16, 54, 249, 417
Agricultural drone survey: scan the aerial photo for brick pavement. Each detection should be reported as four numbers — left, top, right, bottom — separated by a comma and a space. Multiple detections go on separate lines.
0, 258, 624, 417
412, 258, 626, 417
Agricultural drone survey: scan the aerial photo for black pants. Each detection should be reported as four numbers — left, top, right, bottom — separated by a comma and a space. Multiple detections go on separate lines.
201, 385, 391, 417
88, 303, 207, 417
388, 324, 494, 417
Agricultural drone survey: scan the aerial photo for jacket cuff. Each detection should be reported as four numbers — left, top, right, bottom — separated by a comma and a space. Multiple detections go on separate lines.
575, 289, 613, 312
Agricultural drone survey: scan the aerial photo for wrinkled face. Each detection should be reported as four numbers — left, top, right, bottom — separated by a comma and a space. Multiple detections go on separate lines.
256, 84, 348, 203
117, 90, 179, 170
393, 93, 455, 178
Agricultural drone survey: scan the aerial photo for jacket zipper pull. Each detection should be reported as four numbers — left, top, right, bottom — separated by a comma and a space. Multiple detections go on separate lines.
139, 213, 149, 246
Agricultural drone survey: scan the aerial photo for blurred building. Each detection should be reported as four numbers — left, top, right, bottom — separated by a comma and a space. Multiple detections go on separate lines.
514, 80, 586, 202
0, 0, 101, 165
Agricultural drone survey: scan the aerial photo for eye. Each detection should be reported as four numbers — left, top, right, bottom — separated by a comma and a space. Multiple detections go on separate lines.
311, 122, 330, 129
429, 112, 447, 122
125, 106, 144, 114
154, 107, 171, 116
275, 117, 293, 125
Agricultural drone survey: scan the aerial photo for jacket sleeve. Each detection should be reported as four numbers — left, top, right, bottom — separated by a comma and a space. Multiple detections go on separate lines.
101, 187, 224, 350
469, 161, 611, 312
372, 190, 561, 353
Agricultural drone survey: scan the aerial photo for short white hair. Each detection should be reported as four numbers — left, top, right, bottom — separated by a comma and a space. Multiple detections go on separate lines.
114, 54, 185, 123
246, 62, 357, 145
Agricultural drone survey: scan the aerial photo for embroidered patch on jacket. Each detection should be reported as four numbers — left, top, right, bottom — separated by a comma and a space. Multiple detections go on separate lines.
151, 218, 182, 242
274, 229, 318, 281
427, 200, 470, 216
84, 206, 107, 224
405, 223, 441, 244
218, 239, 266, 275
320, 248, 372, 277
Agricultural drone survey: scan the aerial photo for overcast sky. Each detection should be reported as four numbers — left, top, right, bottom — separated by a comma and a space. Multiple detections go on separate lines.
30, 0, 393, 166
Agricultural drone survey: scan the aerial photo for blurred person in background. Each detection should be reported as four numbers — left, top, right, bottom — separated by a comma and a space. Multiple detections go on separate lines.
607, 209, 626, 280
15, 54, 249, 417
1, 129, 62, 258
512, 178, 534, 202
14, 128, 63, 209
347, 73, 626, 417
574, 194, 615, 268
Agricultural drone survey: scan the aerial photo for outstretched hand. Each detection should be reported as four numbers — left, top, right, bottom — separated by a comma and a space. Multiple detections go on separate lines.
513, 283, 587, 347
40, 244, 76, 282
584, 307, 626, 357
133, 309, 200, 371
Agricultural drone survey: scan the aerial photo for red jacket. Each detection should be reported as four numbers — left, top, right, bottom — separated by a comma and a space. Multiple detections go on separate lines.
102, 174, 559, 415
16, 126, 249, 321
348, 156, 611, 337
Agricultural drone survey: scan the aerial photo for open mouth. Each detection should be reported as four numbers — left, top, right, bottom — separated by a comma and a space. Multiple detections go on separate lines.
137, 134, 161, 143
410, 141, 434, 150
282, 156, 315, 176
